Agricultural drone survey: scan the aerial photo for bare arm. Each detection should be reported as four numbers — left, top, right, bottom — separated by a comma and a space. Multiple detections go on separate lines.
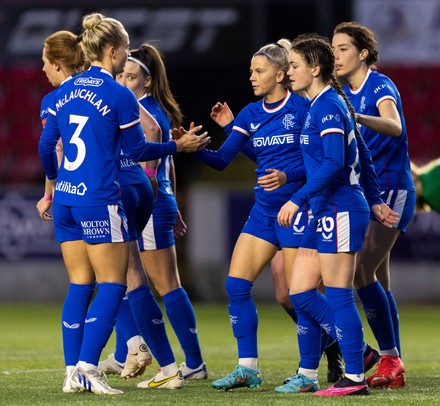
355, 99, 402, 137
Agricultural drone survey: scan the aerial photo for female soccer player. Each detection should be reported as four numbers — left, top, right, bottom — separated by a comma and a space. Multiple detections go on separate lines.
192, 40, 311, 390
209, 100, 346, 384
36, 29, 92, 393
38, 13, 209, 395
275, 35, 374, 397
332, 21, 415, 388
101, 43, 206, 389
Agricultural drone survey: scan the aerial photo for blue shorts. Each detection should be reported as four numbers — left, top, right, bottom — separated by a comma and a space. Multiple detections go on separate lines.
371, 189, 415, 233
241, 204, 310, 249
53, 203, 129, 244
313, 211, 370, 253
138, 193, 178, 251
299, 220, 318, 250
120, 181, 153, 241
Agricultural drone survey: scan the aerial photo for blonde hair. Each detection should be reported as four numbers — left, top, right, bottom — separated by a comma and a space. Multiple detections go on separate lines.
80, 13, 126, 62
253, 39, 291, 87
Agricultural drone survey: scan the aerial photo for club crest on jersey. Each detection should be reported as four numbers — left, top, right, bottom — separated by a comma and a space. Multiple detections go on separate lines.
282, 113, 295, 130
250, 123, 261, 133
74, 77, 104, 87
360, 96, 366, 112
304, 112, 311, 129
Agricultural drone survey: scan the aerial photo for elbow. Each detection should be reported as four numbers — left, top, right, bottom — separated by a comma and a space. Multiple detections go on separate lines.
391, 126, 402, 137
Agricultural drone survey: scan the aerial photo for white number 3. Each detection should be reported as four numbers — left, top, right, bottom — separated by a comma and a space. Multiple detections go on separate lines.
64, 114, 88, 171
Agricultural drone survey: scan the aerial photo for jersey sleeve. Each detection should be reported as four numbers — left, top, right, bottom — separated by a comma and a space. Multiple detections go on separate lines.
291, 103, 345, 206
291, 129, 345, 207
117, 88, 177, 161
38, 109, 60, 180
196, 130, 249, 170
223, 120, 256, 163
371, 76, 398, 108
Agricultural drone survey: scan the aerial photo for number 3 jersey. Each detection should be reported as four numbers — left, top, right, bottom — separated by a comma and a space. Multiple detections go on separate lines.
40, 66, 144, 206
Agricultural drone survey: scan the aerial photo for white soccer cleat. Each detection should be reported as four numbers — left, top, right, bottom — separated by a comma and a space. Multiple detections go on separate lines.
179, 362, 208, 380
63, 369, 82, 393
137, 369, 185, 389
121, 341, 153, 379
70, 365, 123, 395
98, 353, 124, 376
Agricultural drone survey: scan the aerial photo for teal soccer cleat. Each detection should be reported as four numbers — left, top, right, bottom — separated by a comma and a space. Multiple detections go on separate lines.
274, 373, 320, 393
211, 365, 262, 390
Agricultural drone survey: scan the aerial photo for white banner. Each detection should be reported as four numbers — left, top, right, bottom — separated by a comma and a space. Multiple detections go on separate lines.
355, 0, 440, 65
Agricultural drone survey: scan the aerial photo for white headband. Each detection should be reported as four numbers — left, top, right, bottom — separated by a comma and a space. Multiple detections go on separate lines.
127, 56, 151, 75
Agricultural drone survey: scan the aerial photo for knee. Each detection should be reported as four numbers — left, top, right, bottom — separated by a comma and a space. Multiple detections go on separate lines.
225, 276, 253, 302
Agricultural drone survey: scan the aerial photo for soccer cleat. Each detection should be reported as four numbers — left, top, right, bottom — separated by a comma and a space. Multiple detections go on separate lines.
274, 373, 320, 393
70, 365, 123, 395
137, 369, 185, 389
179, 362, 208, 380
364, 344, 381, 373
315, 377, 369, 397
324, 341, 344, 383
121, 342, 152, 379
63, 369, 82, 393
367, 355, 405, 388
98, 354, 124, 376
211, 365, 262, 390
384, 372, 406, 389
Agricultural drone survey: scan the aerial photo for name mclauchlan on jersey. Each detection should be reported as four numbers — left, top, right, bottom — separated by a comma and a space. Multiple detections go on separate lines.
54, 78, 111, 116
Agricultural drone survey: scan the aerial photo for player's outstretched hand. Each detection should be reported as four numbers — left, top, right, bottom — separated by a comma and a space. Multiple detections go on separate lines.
171, 121, 196, 141
173, 123, 210, 152
210, 102, 234, 128
372, 203, 400, 228
258, 168, 287, 191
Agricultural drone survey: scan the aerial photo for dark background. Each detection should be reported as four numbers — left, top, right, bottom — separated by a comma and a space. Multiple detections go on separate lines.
0, 0, 439, 269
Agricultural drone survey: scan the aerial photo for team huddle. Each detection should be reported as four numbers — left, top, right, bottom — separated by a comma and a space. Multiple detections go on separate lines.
36, 12, 414, 397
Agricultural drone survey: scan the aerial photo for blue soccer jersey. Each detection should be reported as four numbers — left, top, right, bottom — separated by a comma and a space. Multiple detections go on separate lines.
40, 75, 74, 127
291, 85, 370, 218
39, 66, 176, 207
40, 89, 57, 127
138, 95, 174, 197
198, 91, 310, 217
344, 69, 414, 191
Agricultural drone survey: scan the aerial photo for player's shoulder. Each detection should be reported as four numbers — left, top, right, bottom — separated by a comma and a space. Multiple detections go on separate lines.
289, 91, 311, 109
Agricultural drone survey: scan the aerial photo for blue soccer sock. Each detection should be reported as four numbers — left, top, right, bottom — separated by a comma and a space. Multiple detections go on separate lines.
290, 289, 337, 342
225, 276, 258, 359
163, 287, 203, 369
61, 283, 95, 367
357, 280, 396, 352
79, 282, 126, 366
114, 295, 139, 363
114, 323, 127, 365
325, 286, 364, 376
290, 292, 322, 369
386, 289, 401, 357
128, 285, 175, 367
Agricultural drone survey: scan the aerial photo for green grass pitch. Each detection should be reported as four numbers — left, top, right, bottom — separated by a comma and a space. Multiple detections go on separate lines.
1, 302, 439, 405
